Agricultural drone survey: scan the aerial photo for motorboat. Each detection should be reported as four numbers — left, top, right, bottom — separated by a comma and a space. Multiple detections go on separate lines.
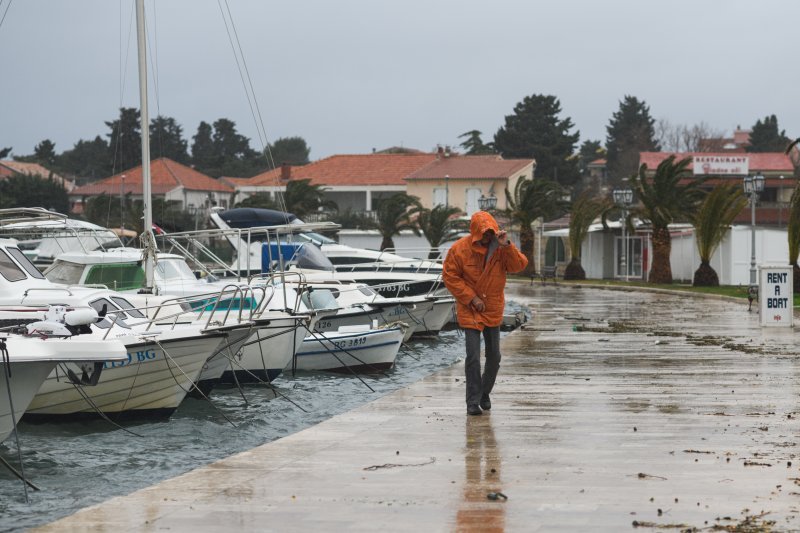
209, 207, 443, 273
41, 246, 312, 388
280, 278, 454, 339
290, 324, 406, 373
0, 236, 245, 419
0, 333, 127, 441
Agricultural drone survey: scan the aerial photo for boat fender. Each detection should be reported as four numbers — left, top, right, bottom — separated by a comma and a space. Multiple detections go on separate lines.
64, 308, 99, 327
25, 321, 72, 337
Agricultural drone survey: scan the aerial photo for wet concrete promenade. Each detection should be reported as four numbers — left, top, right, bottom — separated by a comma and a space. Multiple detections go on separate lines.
37, 284, 800, 531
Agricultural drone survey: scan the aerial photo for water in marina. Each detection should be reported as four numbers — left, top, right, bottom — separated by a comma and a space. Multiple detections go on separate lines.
0, 311, 523, 531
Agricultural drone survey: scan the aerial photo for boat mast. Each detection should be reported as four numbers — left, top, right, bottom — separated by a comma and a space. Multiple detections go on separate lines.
135, 0, 154, 292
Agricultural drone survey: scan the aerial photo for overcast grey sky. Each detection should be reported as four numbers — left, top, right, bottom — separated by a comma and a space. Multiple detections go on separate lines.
0, 1, 797, 163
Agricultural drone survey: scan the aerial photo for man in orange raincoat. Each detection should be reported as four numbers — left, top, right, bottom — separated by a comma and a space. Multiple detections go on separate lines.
443, 210, 528, 415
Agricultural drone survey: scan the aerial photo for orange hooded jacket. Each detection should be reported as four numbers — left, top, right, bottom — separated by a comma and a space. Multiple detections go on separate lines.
442, 211, 528, 330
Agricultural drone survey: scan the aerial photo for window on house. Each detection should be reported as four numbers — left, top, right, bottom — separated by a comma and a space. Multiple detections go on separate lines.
545, 238, 565, 267
465, 188, 481, 215
433, 188, 447, 207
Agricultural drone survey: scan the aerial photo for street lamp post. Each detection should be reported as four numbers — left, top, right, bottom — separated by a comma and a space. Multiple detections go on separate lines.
478, 193, 497, 211
612, 187, 634, 281
742, 173, 765, 287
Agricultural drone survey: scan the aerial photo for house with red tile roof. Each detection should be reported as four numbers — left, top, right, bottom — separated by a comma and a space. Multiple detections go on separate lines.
0, 160, 74, 191
69, 158, 233, 214
232, 153, 438, 212
639, 151, 797, 225
405, 154, 535, 215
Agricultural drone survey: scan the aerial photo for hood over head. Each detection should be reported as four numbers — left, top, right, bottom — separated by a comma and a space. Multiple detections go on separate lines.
469, 211, 500, 242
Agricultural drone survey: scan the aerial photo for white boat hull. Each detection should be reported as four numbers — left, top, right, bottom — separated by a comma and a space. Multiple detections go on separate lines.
26, 332, 223, 420
313, 302, 427, 342
219, 316, 306, 384
0, 335, 127, 439
290, 326, 404, 373
0, 360, 55, 442
412, 298, 455, 336
192, 325, 256, 397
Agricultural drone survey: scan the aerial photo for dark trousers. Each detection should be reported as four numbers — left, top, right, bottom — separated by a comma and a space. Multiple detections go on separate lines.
464, 326, 501, 407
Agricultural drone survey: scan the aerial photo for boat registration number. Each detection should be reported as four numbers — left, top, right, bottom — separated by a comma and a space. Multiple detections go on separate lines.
331, 336, 367, 349
104, 349, 158, 369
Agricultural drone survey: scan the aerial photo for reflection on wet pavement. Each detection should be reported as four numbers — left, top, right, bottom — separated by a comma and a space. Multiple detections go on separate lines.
456, 416, 504, 532
36, 284, 800, 531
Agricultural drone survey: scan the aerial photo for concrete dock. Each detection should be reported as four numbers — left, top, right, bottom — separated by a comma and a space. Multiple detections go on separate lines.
36, 284, 800, 531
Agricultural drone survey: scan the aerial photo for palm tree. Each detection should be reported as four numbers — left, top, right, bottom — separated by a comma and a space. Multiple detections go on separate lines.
564, 192, 611, 280
374, 193, 421, 250
276, 179, 336, 218
236, 192, 276, 210
690, 184, 747, 287
503, 177, 567, 276
416, 205, 467, 259
787, 185, 800, 292
628, 155, 706, 284
328, 207, 377, 230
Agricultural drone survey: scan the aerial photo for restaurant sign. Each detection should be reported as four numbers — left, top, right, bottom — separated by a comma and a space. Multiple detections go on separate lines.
692, 155, 749, 175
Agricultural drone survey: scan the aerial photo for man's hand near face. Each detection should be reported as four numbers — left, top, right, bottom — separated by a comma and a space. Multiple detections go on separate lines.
497, 230, 508, 246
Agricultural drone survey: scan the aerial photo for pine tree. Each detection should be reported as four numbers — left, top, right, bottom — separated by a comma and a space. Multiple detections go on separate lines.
747, 114, 791, 153
267, 136, 311, 166
106, 107, 143, 173
493, 94, 580, 187
605, 96, 659, 183
150, 116, 189, 164
191, 121, 215, 174
458, 130, 495, 155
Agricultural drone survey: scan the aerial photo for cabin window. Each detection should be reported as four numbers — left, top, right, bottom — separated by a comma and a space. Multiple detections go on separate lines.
358, 286, 376, 297
0, 249, 26, 282
44, 261, 85, 285
7, 247, 45, 279
89, 297, 131, 329
328, 256, 376, 265
111, 296, 147, 319
84, 263, 145, 291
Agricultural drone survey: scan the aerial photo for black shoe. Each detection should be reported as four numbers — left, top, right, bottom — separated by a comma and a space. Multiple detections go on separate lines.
467, 405, 482, 416
480, 396, 491, 411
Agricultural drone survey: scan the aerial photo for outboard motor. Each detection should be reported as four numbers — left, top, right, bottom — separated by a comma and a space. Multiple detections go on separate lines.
25, 305, 105, 386
26, 306, 99, 337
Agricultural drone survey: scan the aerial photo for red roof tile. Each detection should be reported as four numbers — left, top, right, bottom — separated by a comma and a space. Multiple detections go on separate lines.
0, 160, 72, 189
240, 167, 285, 187
639, 152, 794, 173
241, 154, 438, 188
220, 176, 257, 188
70, 158, 232, 196
405, 155, 534, 180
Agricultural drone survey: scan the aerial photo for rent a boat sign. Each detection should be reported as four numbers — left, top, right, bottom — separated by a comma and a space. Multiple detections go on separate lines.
759, 265, 793, 327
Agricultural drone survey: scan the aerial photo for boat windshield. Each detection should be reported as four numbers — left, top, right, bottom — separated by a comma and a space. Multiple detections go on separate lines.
44, 260, 85, 285
294, 243, 334, 271
302, 288, 339, 310
156, 259, 196, 281
84, 263, 145, 291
